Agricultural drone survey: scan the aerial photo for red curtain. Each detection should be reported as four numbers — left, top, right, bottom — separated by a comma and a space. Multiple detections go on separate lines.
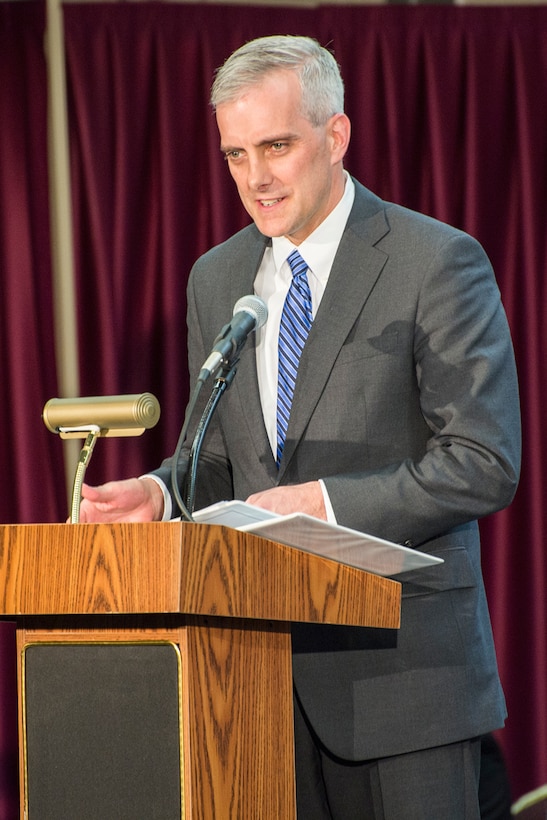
0, 3, 64, 523
1, 2, 546, 811
0, 5, 64, 814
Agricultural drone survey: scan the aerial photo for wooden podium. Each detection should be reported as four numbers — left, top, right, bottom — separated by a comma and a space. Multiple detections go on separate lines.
0, 522, 401, 819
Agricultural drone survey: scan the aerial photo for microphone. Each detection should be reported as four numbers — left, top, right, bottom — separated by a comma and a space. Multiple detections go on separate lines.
43, 393, 161, 438
199, 294, 268, 381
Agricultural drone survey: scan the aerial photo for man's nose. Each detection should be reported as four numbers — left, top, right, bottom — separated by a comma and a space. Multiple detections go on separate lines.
247, 155, 273, 189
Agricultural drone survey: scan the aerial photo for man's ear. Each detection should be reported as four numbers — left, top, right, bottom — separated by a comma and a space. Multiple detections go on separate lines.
329, 113, 351, 163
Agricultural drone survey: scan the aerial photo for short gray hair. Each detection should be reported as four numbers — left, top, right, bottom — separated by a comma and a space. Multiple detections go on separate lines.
210, 35, 344, 127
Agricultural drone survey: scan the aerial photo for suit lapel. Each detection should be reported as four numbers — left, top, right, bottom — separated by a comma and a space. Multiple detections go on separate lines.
226, 231, 278, 476
278, 184, 391, 475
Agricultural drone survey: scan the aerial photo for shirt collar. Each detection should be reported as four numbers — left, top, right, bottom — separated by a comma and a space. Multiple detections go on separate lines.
271, 172, 355, 283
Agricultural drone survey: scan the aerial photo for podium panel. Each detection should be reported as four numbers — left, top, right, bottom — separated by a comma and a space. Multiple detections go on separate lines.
23, 642, 183, 820
0, 522, 401, 819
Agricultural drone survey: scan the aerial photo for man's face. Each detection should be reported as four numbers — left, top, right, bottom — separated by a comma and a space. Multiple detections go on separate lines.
216, 70, 350, 245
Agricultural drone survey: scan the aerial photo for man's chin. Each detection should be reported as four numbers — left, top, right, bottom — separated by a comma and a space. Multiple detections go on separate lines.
251, 214, 292, 239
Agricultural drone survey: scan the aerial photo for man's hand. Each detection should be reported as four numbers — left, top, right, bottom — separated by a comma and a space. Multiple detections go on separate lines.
246, 481, 327, 520
77, 477, 164, 523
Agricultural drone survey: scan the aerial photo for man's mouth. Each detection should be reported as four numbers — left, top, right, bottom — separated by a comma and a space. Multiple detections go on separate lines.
259, 198, 283, 208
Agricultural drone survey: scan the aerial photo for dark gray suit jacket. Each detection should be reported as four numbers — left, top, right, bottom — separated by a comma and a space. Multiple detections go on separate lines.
155, 180, 521, 761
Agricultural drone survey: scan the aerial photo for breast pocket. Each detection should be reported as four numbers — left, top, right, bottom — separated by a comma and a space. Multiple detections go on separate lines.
335, 328, 400, 366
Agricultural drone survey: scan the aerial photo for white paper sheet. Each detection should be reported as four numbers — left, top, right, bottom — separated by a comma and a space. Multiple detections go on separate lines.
192, 500, 443, 577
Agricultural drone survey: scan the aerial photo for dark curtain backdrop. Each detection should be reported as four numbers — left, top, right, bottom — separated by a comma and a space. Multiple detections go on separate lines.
1, 3, 546, 815
0, 4, 63, 521
0, 5, 63, 816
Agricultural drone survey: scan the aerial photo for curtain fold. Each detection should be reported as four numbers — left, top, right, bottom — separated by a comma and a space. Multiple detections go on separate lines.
0, 5, 64, 815
1, 3, 546, 809
0, 2, 65, 524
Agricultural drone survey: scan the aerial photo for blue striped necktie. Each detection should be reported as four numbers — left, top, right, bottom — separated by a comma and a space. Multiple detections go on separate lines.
276, 249, 313, 467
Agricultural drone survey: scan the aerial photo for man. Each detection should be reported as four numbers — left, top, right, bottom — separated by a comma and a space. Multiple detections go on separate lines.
80, 35, 521, 818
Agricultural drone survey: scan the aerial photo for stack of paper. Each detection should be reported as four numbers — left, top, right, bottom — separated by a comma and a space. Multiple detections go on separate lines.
192, 500, 443, 577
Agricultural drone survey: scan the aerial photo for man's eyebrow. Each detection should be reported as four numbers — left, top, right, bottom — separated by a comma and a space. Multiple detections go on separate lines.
220, 144, 241, 154
221, 133, 299, 153
256, 133, 299, 146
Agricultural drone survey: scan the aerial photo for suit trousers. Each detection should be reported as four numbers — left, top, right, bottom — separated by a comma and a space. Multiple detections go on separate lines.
294, 691, 482, 819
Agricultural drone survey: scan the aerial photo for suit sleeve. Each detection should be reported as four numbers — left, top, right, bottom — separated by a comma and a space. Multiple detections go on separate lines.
322, 231, 521, 547
150, 261, 235, 513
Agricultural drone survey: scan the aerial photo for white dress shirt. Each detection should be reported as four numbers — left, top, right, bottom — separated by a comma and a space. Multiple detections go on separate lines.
253, 174, 355, 521
254, 172, 355, 456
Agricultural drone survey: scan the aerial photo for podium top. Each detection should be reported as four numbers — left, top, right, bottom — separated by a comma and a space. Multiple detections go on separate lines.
0, 522, 400, 629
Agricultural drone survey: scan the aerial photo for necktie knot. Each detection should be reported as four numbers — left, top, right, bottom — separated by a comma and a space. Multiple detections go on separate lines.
287, 249, 308, 281
285, 249, 313, 328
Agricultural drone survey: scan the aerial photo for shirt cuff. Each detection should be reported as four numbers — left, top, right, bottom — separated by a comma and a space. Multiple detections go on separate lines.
318, 478, 337, 524
139, 474, 173, 521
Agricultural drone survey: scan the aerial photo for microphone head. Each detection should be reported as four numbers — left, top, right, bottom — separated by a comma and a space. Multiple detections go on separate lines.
233, 295, 268, 330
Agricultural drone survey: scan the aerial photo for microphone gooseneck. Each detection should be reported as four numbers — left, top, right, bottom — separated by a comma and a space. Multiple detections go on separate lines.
171, 295, 268, 520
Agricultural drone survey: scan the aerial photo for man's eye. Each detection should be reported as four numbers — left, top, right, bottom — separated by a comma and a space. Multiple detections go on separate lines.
271, 142, 286, 151
224, 150, 242, 161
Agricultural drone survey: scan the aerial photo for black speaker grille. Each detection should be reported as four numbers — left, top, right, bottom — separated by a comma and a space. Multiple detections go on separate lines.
23, 642, 182, 820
